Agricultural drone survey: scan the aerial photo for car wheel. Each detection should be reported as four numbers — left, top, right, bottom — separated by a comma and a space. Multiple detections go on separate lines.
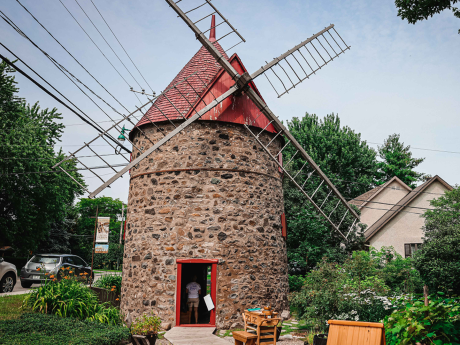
20, 281, 33, 289
0, 273, 16, 293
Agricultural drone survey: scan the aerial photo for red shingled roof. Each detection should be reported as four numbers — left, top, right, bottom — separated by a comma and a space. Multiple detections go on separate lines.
134, 16, 276, 134
136, 42, 227, 127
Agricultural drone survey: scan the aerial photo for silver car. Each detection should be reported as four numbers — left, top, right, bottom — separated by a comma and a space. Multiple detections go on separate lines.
0, 257, 17, 293
20, 254, 93, 288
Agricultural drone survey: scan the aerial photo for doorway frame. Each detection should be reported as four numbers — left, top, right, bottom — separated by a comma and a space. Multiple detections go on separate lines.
176, 258, 218, 327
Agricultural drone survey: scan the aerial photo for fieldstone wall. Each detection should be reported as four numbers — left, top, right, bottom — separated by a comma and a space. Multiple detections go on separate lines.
121, 121, 289, 329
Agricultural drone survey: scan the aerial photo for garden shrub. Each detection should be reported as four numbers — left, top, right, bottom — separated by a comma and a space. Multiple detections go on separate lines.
0, 313, 130, 345
384, 293, 460, 345
288, 275, 306, 292
23, 269, 122, 325
94, 274, 122, 294
291, 248, 418, 329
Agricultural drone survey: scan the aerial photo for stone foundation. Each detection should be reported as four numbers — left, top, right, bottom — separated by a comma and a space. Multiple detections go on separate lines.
121, 121, 289, 328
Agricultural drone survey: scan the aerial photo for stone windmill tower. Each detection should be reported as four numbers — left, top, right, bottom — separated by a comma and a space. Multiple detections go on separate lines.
53, 0, 359, 330
122, 16, 287, 328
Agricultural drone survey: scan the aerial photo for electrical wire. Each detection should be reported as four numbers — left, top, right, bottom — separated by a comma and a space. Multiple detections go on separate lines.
1, 153, 130, 161
73, 0, 144, 91
13, 1, 150, 134
56, 0, 146, 108
89, 0, 155, 94
0, 42, 130, 151
0, 53, 131, 153
0, 163, 129, 177
0, 11, 132, 149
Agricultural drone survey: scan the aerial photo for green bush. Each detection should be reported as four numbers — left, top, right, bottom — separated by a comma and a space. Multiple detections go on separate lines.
131, 312, 162, 336
414, 186, 460, 295
384, 293, 460, 345
94, 274, 122, 294
24, 271, 122, 325
288, 275, 306, 292
0, 313, 130, 345
291, 249, 417, 329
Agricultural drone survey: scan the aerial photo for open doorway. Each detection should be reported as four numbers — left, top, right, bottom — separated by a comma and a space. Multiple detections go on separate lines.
176, 259, 217, 327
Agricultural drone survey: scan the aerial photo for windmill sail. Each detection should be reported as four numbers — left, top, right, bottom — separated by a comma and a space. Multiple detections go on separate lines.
165, 0, 359, 240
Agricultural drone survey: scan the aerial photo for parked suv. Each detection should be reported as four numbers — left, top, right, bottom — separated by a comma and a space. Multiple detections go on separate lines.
20, 254, 93, 288
0, 257, 17, 293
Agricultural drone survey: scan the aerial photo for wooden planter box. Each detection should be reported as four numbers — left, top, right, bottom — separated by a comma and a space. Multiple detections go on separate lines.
327, 320, 386, 345
90, 286, 120, 307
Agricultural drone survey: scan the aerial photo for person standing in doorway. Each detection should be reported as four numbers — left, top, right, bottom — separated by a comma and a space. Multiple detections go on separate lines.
186, 275, 201, 324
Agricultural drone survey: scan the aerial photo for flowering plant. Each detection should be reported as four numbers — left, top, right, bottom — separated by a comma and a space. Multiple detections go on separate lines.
130, 312, 162, 336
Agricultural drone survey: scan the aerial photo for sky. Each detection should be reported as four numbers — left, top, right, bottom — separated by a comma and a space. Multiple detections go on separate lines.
2, 0, 459, 204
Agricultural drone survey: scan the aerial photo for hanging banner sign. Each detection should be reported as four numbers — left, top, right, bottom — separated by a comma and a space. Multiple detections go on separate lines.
96, 217, 110, 243
95, 244, 109, 254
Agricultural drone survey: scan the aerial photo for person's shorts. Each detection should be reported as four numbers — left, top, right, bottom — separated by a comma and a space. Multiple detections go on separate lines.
187, 298, 199, 308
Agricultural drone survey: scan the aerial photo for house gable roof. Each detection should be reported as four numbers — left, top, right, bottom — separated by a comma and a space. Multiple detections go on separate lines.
349, 176, 411, 209
364, 175, 453, 241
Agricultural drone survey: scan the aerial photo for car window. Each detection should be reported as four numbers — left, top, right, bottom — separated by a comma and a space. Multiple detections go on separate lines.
72, 257, 86, 267
30, 255, 60, 264
64, 257, 74, 265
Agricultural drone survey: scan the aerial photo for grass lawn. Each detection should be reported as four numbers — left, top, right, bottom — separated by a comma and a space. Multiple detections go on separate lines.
0, 295, 25, 321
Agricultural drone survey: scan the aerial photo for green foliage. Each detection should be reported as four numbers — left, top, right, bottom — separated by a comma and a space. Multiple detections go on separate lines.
284, 113, 375, 272
384, 293, 460, 345
0, 59, 85, 255
72, 197, 125, 262
94, 274, 122, 294
288, 275, 306, 292
376, 134, 426, 188
291, 248, 421, 328
0, 313, 130, 345
395, 0, 460, 34
24, 271, 122, 325
130, 312, 162, 336
414, 186, 460, 294
93, 243, 124, 270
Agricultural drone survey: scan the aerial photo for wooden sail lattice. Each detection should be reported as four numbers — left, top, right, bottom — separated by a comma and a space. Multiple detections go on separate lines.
54, 0, 359, 240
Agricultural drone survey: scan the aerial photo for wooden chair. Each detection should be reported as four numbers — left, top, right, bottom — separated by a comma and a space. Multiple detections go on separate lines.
233, 331, 258, 345
242, 312, 280, 345
326, 320, 386, 345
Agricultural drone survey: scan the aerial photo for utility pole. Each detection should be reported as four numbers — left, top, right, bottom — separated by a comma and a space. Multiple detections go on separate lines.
90, 206, 98, 287
119, 203, 124, 244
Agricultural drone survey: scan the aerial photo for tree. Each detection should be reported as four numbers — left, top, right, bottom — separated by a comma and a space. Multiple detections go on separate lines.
414, 186, 460, 294
376, 134, 426, 189
395, 0, 460, 34
284, 113, 377, 272
0, 59, 85, 255
71, 197, 125, 262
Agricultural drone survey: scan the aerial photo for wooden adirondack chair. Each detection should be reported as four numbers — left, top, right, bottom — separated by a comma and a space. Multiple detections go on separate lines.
327, 320, 386, 345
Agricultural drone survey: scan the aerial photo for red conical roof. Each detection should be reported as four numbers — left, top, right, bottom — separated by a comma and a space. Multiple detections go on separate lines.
135, 17, 276, 134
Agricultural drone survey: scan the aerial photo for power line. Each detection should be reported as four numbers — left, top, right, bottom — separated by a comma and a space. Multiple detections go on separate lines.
13, 0, 149, 134
0, 11, 132, 151
0, 42, 129, 150
0, 163, 129, 177
56, 0, 146, 108
89, 0, 155, 94
73, 0, 144, 91
0, 152, 130, 161
0, 53, 130, 153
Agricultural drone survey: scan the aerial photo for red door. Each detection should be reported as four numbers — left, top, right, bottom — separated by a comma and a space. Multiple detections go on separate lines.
176, 259, 217, 327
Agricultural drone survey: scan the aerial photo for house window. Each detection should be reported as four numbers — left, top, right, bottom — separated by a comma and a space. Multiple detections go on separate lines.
404, 243, 422, 258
